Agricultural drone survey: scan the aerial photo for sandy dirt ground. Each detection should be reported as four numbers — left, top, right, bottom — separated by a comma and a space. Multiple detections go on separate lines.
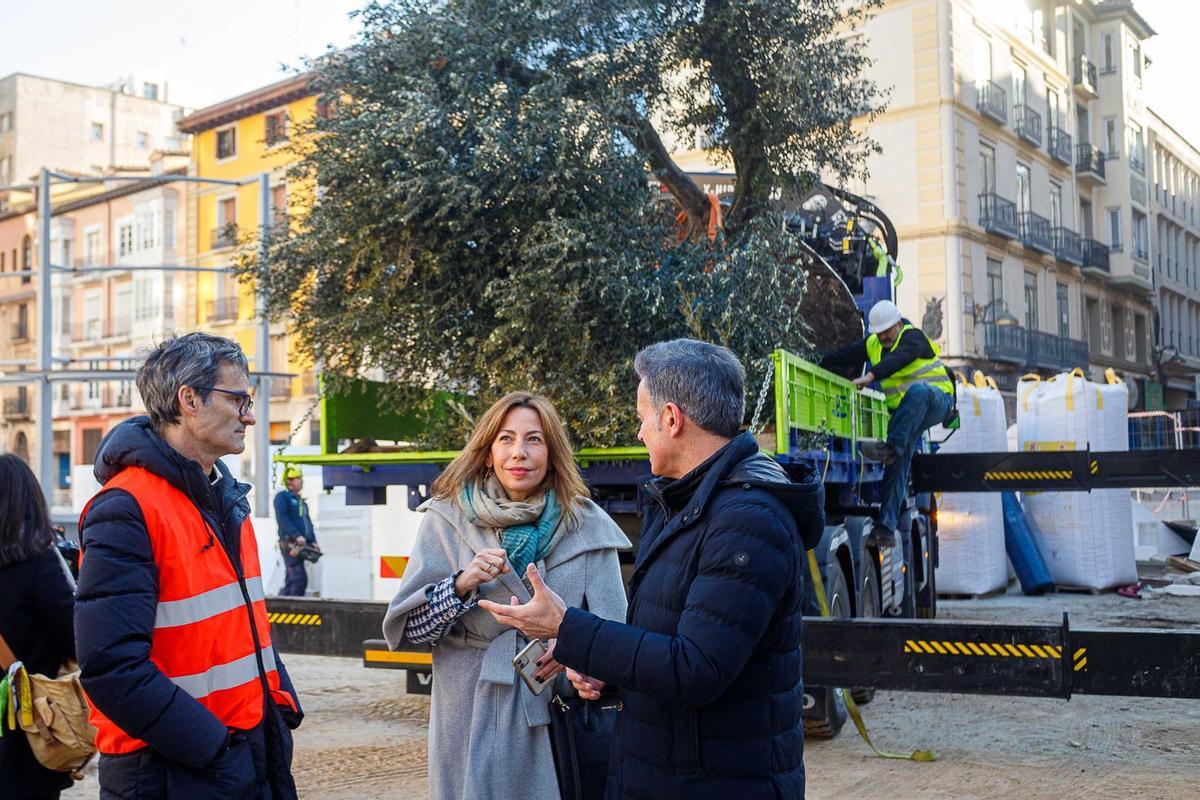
65, 587, 1200, 799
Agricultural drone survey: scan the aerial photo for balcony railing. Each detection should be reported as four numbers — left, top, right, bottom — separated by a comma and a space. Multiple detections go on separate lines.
1130, 154, 1146, 175
1082, 239, 1110, 273
271, 379, 294, 399
1052, 227, 1083, 265
106, 315, 132, 339
983, 323, 1089, 372
1048, 127, 1072, 164
1028, 330, 1089, 372
11, 323, 29, 342
1133, 243, 1149, 262
1075, 143, 1106, 182
1014, 105, 1043, 147
1073, 56, 1098, 94
206, 297, 240, 323
3, 396, 31, 420
1019, 211, 1054, 254
210, 224, 238, 250
975, 80, 1007, 124
984, 323, 1027, 364
979, 192, 1019, 238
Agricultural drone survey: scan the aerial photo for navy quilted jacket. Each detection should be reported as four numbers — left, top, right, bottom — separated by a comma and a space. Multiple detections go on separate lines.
555, 432, 823, 800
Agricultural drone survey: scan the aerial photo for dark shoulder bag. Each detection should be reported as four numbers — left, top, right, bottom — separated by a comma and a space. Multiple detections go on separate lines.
547, 594, 622, 800
547, 684, 622, 800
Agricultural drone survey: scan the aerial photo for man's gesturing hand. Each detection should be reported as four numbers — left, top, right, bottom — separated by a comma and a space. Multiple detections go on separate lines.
478, 564, 567, 640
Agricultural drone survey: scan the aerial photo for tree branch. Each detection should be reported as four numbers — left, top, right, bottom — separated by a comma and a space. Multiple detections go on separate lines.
497, 56, 711, 241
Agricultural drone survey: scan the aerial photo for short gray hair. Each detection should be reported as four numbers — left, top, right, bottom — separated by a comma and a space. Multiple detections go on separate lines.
634, 339, 745, 438
137, 332, 249, 428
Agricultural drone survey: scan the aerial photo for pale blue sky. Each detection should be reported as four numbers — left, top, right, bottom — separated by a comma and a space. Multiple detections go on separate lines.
1, 0, 1197, 145
0, 0, 365, 110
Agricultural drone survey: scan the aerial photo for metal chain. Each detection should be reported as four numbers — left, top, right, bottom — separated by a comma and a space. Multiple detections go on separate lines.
748, 356, 775, 435
270, 385, 324, 489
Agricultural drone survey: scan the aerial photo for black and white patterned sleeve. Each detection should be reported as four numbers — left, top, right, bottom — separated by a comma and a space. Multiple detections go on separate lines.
402, 571, 478, 644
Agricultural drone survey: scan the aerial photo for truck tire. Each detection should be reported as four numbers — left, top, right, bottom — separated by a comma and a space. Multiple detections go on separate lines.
850, 557, 881, 705
804, 559, 851, 739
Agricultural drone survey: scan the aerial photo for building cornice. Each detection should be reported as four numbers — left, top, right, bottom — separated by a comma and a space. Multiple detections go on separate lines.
176, 74, 315, 134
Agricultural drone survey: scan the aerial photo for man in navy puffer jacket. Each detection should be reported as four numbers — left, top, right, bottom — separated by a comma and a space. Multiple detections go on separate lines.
482, 339, 823, 799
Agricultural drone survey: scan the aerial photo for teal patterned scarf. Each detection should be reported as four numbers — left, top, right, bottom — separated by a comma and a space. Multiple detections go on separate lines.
460, 474, 564, 578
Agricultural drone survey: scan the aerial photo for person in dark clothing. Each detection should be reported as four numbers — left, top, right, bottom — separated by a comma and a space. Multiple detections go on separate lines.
481, 339, 822, 800
274, 466, 317, 596
819, 299, 954, 543
75, 333, 302, 800
0, 455, 78, 800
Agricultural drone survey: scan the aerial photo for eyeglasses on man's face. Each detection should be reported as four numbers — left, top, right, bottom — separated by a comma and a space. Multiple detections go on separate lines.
194, 386, 255, 416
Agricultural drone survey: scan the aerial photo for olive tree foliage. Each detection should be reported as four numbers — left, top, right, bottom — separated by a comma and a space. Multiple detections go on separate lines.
242, 0, 885, 448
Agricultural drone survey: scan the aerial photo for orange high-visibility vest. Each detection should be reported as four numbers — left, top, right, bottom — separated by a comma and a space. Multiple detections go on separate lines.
80, 466, 295, 755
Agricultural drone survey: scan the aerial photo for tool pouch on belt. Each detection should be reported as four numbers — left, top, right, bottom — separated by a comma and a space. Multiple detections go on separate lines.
1, 630, 98, 776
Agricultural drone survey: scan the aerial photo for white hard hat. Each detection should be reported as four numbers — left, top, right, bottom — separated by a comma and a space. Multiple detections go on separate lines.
867, 300, 903, 334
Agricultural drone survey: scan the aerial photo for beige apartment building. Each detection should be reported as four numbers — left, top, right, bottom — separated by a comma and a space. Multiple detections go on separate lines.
847, 0, 1187, 409
0, 165, 188, 504
0, 73, 183, 196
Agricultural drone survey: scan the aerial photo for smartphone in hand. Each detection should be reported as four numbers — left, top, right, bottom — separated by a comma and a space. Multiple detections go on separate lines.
513, 638, 550, 695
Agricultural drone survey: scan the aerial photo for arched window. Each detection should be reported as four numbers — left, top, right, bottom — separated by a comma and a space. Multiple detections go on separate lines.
13, 431, 29, 463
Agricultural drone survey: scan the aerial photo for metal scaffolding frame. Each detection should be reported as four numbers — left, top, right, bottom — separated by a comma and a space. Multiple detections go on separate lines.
2, 168, 284, 516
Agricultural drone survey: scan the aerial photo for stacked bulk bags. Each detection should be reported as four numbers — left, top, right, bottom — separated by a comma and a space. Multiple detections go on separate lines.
930, 373, 1008, 595
1017, 370, 1137, 589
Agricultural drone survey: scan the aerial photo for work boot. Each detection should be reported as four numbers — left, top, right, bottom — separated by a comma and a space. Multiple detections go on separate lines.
860, 440, 898, 465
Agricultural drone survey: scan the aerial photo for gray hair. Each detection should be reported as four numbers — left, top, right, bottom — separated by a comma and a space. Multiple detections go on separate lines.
634, 339, 745, 438
137, 332, 250, 429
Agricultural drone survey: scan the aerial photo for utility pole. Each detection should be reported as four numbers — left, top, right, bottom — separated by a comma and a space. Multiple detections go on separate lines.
37, 168, 54, 508
255, 172, 272, 517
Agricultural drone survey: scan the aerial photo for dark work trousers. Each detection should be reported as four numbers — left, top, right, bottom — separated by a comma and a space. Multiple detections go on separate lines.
280, 547, 308, 597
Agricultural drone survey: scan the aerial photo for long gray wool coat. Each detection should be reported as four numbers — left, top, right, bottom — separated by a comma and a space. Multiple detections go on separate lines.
383, 495, 630, 800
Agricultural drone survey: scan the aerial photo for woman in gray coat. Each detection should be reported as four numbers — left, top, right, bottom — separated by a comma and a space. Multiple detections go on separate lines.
383, 392, 629, 800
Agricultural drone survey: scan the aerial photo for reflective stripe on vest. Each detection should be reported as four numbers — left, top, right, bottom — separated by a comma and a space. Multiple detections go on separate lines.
155, 576, 267, 629
865, 324, 954, 410
171, 644, 277, 700
79, 466, 288, 755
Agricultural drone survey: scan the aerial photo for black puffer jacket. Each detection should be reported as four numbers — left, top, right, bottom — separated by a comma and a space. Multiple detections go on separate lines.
555, 432, 823, 800
0, 545, 76, 799
75, 417, 301, 800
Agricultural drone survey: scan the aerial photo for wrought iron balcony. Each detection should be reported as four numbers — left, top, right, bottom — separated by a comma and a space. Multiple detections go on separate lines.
1014, 105, 1042, 147
1082, 239, 1110, 273
979, 193, 1019, 238
1130, 154, 1146, 176
210, 224, 238, 250
1048, 127, 1072, 164
1027, 330, 1089, 372
1019, 211, 1053, 254
976, 80, 1007, 124
1052, 227, 1083, 265
1075, 143, 1106, 183
206, 296, 240, 323
983, 323, 1027, 365
1133, 242, 1149, 262
1073, 55, 1098, 95
3, 396, 31, 420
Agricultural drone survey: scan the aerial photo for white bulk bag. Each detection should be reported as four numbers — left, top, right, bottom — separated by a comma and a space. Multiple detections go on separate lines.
1016, 370, 1136, 590
930, 373, 1008, 595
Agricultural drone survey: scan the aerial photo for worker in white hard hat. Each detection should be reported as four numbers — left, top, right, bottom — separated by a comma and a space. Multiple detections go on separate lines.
819, 299, 956, 544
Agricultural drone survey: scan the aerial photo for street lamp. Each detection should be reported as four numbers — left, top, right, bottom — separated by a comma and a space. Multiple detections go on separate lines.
974, 298, 1019, 327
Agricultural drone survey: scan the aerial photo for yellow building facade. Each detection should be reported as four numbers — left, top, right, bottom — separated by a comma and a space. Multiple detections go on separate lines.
177, 75, 321, 443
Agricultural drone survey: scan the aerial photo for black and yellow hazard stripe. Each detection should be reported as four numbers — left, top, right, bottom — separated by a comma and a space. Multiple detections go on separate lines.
903, 639, 1088, 671
268, 612, 323, 626
982, 469, 1074, 482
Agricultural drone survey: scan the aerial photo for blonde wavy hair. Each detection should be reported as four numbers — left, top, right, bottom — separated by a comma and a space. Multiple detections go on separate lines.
430, 392, 590, 526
